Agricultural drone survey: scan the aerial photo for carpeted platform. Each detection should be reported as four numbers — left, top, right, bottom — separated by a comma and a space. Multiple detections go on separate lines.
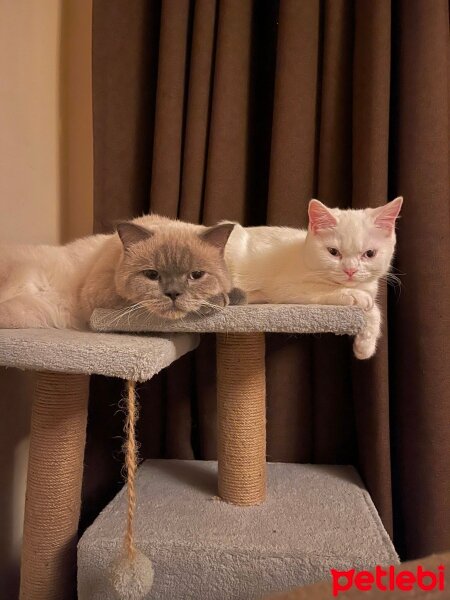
78, 460, 398, 600
90, 304, 365, 335
0, 329, 199, 381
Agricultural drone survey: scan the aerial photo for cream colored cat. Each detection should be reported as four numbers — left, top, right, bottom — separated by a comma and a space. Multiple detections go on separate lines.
0, 220, 236, 329
224, 198, 403, 359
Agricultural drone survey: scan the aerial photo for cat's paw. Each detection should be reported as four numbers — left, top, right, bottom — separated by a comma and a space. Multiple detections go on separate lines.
197, 293, 228, 316
228, 287, 247, 306
341, 289, 374, 311
353, 331, 377, 360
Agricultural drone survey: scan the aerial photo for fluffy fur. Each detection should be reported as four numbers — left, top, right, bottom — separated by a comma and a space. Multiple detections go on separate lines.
224, 198, 403, 359
0, 219, 236, 329
0, 200, 402, 359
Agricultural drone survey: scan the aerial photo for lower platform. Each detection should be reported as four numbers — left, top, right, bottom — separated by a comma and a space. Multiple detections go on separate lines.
78, 460, 398, 600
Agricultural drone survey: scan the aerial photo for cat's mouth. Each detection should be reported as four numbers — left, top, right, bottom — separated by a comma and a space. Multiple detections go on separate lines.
157, 299, 210, 320
334, 274, 369, 286
156, 294, 229, 320
157, 303, 190, 320
138, 291, 232, 321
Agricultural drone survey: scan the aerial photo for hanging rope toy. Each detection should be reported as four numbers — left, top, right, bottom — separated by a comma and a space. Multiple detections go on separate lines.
111, 380, 154, 600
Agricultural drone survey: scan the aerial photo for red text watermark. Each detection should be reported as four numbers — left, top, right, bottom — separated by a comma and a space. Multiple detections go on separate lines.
331, 565, 445, 596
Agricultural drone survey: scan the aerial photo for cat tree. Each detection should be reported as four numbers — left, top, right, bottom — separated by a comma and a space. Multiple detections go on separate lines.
0, 305, 398, 600
91, 304, 366, 508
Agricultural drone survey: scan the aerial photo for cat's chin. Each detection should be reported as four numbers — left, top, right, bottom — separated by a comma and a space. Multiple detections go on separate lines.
338, 280, 359, 287
332, 278, 370, 287
155, 306, 190, 321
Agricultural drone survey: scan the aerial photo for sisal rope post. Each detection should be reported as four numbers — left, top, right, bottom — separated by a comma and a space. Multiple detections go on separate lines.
216, 332, 267, 505
124, 380, 138, 561
20, 371, 89, 600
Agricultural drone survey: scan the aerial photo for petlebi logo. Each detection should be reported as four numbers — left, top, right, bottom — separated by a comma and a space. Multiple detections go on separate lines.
331, 565, 445, 596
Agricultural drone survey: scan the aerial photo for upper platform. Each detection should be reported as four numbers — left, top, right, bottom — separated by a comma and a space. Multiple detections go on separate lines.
91, 304, 365, 336
0, 329, 199, 381
0, 305, 364, 382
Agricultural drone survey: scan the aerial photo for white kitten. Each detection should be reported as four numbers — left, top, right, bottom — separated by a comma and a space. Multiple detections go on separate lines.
225, 198, 403, 359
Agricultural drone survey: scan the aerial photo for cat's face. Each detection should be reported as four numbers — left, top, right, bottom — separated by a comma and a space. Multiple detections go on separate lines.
115, 223, 234, 319
305, 198, 403, 287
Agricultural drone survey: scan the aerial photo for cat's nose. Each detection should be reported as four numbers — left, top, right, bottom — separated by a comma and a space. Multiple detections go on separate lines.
344, 268, 358, 278
164, 290, 181, 301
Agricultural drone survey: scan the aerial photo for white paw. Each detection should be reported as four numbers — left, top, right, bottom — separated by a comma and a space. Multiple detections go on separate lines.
341, 289, 374, 311
353, 332, 377, 360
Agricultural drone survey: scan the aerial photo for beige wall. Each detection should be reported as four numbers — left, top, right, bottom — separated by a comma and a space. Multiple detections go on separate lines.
0, 1, 62, 244
0, 1, 93, 595
0, 0, 93, 244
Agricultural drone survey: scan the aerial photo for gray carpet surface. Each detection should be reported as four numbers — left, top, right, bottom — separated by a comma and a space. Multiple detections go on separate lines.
0, 329, 199, 381
91, 304, 365, 335
78, 460, 398, 600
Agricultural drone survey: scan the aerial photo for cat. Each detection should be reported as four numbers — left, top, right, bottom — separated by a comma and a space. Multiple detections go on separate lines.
224, 197, 403, 359
0, 200, 402, 358
0, 219, 237, 329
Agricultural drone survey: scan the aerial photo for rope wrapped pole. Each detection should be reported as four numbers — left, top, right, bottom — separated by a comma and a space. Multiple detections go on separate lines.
216, 332, 266, 505
20, 372, 89, 600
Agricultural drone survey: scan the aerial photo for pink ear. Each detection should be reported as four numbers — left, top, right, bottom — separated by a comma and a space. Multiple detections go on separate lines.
373, 197, 403, 233
308, 199, 337, 234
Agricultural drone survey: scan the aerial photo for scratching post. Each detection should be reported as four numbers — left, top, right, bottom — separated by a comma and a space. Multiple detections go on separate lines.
216, 332, 266, 505
20, 372, 89, 600
124, 380, 138, 562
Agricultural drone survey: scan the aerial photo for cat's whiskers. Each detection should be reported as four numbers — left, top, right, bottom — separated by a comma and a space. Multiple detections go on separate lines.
106, 301, 152, 326
192, 299, 226, 316
388, 265, 405, 274
126, 305, 149, 328
109, 305, 145, 324
379, 272, 403, 298
201, 300, 226, 312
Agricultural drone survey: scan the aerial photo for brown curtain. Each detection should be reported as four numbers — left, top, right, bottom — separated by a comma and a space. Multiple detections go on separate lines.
83, 0, 450, 561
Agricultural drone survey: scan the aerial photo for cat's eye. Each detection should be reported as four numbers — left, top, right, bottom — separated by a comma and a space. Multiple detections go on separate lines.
327, 247, 341, 257
189, 271, 205, 280
143, 269, 159, 280
363, 250, 377, 259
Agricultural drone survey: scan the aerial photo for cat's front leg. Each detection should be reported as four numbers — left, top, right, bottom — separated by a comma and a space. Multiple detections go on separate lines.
314, 289, 374, 311
353, 303, 381, 360
339, 289, 374, 311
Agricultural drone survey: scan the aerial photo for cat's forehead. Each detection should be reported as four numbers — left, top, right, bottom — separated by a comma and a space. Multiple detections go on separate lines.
134, 235, 213, 271
154, 243, 195, 270
330, 212, 382, 252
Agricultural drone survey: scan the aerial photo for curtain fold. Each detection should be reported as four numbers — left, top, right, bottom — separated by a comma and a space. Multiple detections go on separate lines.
350, 0, 393, 534
150, 0, 191, 216
389, 0, 450, 558
86, 0, 450, 559
178, 0, 217, 222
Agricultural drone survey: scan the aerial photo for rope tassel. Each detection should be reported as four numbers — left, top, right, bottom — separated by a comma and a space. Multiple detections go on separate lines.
111, 380, 154, 600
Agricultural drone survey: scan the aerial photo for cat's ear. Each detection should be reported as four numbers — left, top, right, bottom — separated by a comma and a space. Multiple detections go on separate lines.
308, 199, 337, 234
200, 223, 235, 253
117, 222, 155, 249
372, 197, 403, 234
